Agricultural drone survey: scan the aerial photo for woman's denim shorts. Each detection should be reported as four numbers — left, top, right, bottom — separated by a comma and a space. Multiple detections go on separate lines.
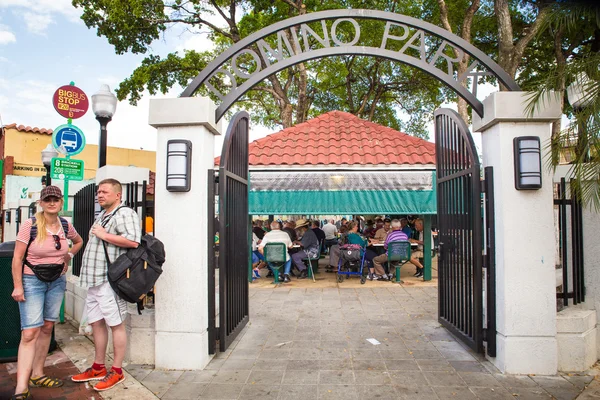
18, 274, 66, 330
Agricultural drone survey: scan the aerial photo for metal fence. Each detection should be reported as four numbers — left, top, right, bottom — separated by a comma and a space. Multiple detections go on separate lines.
554, 178, 585, 307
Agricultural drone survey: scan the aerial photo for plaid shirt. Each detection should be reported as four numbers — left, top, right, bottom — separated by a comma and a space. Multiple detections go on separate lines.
79, 204, 142, 288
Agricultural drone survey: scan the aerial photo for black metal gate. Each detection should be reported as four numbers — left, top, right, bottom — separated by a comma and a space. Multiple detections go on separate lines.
216, 111, 250, 352
555, 178, 585, 307
434, 108, 484, 354
72, 183, 97, 276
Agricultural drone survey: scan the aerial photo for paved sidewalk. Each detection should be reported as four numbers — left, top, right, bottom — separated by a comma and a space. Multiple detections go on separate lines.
0, 347, 103, 400
128, 285, 594, 399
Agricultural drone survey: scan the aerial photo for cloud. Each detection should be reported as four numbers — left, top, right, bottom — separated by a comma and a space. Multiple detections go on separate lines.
23, 12, 54, 35
0, 25, 16, 44
0, 0, 82, 34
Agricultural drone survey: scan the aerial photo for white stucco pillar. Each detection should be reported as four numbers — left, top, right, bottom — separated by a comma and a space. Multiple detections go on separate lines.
474, 92, 562, 375
149, 97, 221, 370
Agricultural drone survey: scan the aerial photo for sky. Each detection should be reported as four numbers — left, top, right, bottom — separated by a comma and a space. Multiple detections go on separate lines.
0, 1, 531, 158
0, 0, 241, 155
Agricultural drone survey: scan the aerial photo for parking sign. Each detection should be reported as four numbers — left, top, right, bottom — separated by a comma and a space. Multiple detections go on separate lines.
52, 124, 86, 156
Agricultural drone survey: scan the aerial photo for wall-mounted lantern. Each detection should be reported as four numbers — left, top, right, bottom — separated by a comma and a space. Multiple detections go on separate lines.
166, 140, 192, 192
514, 136, 542, 190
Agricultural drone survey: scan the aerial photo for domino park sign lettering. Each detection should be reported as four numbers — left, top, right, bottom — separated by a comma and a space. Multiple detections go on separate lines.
182, 9, 519, 121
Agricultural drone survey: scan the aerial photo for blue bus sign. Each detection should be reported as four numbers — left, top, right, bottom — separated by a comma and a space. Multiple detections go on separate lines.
52, 124, 86, 156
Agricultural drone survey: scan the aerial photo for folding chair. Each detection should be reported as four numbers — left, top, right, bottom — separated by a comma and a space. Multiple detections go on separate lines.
387, 241, 411, 283
264, 242, 288, 284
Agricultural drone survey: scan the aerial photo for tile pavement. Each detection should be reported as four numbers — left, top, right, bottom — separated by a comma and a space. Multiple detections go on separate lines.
0, 348, 103, 400
128, 285, 595, 399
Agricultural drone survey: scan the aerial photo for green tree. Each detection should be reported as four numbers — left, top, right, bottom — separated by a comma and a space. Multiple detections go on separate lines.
72, 0, 449, 137
526, 2, 600, 208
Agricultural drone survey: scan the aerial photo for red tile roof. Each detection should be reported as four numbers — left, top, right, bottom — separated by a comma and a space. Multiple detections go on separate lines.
216, 111, 435, 167
3, 123, 53, 135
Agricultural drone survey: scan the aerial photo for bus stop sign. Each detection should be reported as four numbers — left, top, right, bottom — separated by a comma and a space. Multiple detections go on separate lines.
50, 158, 85, 181
52, 124, 86, 156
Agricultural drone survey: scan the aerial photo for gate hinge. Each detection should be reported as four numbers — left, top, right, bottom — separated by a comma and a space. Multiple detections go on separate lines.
482, 328, 488, 341
481, 179, 487, 194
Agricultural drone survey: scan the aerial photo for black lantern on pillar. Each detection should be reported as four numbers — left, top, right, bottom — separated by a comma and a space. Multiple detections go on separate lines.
92, 84, 118, 168
166, 140, 192, 192
513, 136, 542, 190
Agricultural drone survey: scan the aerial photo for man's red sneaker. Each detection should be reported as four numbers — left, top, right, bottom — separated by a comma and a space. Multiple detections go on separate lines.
71, 367, 107, 382
93, 370, 125, 391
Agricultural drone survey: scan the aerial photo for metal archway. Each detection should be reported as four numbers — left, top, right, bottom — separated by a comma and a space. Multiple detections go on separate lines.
181, 9, 520, 121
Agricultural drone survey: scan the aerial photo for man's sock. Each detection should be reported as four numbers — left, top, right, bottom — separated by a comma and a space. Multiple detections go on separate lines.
111, 366, 123, 375
92, 363, 105, 371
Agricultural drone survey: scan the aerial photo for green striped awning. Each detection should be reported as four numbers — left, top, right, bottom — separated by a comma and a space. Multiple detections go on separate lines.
248, 170, 437, 215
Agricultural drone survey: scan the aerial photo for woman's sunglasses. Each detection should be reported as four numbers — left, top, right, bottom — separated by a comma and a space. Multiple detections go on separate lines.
52, 235, 62, 250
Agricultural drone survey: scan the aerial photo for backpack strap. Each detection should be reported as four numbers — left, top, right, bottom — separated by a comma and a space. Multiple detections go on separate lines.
100, 205, 126, 266
22, 217, 37, 272
59, 217, 69, 238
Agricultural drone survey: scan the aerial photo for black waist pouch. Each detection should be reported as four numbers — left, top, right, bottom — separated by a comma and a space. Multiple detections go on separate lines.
24, 261, 64, 282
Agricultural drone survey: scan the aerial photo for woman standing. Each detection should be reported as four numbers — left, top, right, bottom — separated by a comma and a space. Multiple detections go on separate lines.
11, 186, 83, 400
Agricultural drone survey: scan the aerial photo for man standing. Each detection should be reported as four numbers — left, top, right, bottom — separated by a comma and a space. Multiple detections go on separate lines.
371, 219, 409, 280
322, 219, 338, 254
72, 179, 141, 391
259, 221, 293, 282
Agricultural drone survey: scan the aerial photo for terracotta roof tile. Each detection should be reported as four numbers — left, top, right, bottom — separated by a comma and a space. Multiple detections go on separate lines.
3, 123, 53, 135
216, 111, 435, 167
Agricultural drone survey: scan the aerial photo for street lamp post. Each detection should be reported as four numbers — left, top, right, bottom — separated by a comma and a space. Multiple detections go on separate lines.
41, 144, 58, 186
91, 84, 118, 168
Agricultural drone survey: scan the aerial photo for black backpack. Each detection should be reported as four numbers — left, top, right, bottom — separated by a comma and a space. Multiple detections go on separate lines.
102, 228, 166, 307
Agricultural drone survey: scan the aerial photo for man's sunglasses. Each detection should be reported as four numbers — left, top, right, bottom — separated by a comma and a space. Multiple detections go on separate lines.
52, 235, 62, 250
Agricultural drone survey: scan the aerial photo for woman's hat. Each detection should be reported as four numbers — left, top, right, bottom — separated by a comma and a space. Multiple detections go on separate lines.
40, 185, 63, 200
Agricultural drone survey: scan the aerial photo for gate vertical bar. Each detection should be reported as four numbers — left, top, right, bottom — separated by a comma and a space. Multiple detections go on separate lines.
207, 169, 217, 354
484, 166, 496, 357
560, 179, 568, 306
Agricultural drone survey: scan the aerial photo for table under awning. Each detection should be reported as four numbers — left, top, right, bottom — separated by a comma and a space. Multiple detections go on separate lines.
248, 170, 436, 215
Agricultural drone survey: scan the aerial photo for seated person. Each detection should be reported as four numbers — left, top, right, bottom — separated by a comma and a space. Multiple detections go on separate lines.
409, 218, 432, 278
327, 224, 349, 271
258, 221, 293, 282
291, 219, 320, 279
400, 217, 412, 238
369, 218, 384, 239
371, 219, 409, 280
373, 218, 392, 242
251, 232, 266, 279
362, 220, 375, 238
330, 221, 377, 273
312, 220, 326, 252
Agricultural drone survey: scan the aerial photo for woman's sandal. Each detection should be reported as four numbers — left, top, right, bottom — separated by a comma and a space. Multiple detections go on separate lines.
29, 375, 64, 388
11, 390, 32, 399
